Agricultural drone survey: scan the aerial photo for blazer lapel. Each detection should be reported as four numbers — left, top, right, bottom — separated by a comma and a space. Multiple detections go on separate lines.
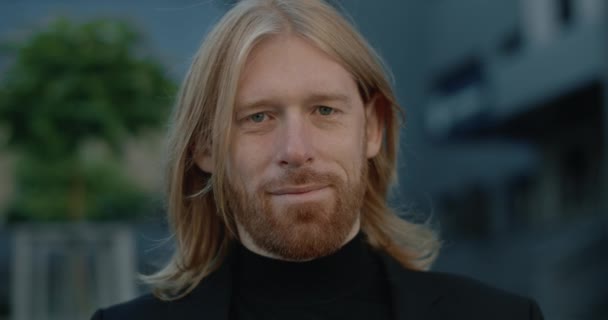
379, 253, 444, 320
168, 253, 235, 320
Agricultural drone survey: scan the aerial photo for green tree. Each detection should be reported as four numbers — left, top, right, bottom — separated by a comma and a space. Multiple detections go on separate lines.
0, 18, 175, 221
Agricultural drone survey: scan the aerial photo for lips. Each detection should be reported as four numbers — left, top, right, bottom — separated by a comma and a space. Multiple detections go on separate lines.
269, 185, 328, 195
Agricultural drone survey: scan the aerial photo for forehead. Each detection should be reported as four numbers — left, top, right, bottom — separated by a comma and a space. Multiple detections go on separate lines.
236, 34, 359, 106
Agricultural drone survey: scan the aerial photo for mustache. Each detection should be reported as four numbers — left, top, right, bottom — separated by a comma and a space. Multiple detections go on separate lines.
260, 168, 341, 190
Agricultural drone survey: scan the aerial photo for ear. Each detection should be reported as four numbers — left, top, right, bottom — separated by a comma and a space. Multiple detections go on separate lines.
193, 147, 214, 173
364, 95, 386, 159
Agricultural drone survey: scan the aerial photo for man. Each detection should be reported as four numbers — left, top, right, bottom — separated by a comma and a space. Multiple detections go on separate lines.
92, 0, 544, 319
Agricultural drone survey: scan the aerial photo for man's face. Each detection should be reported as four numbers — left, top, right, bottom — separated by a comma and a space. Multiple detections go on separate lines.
224, 35, 382, 260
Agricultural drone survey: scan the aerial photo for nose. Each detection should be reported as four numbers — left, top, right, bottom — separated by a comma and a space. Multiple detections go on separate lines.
277, 115, 314, 168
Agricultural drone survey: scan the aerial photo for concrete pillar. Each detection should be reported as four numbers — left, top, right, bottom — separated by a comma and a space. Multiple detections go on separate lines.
521, 0, 560, 49
602, 3, 608, 219
490, 183, 510, 237
11, 230, 31, 320
113, 227, 136, 304
538, 146, 561, 224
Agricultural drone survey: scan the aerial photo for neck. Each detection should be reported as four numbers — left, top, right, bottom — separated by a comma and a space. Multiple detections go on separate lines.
236, 218, 361, 261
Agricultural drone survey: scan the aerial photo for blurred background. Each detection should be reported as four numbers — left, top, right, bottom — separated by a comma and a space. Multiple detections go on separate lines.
0, 0, 606, 319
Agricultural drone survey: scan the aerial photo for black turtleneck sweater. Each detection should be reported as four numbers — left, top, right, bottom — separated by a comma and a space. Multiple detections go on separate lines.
229, 234, 393, 320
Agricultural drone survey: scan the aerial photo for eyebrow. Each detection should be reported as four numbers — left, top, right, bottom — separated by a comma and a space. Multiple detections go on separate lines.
236, 92, 352, 112
305, 93, 352, 105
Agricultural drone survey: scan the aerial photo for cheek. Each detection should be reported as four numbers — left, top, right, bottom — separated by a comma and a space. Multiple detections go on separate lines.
229, 136, 273, 190
316, 128, 366, 180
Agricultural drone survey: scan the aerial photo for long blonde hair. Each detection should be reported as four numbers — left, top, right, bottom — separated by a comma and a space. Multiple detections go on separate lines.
143, 0, 440, 300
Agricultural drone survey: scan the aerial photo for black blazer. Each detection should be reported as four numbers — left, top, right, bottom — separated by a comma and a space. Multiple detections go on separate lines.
91, 252, 544, 320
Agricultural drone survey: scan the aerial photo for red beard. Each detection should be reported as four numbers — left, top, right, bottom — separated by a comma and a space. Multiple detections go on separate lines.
227, 165, 367, 260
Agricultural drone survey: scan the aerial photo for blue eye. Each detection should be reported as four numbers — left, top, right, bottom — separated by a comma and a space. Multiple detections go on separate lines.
318, 106, 334, 115
249, 112, 266, 123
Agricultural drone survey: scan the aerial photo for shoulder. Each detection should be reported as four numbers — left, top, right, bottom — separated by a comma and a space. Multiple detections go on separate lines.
89, 262, 234, 320
418, 270, 532, 304
404, 269, 544, 319
90, 294, 168, 320
379, 253, 543, 319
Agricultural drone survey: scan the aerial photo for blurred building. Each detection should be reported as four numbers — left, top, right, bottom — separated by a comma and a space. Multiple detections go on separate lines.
420, 0, 608, 319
